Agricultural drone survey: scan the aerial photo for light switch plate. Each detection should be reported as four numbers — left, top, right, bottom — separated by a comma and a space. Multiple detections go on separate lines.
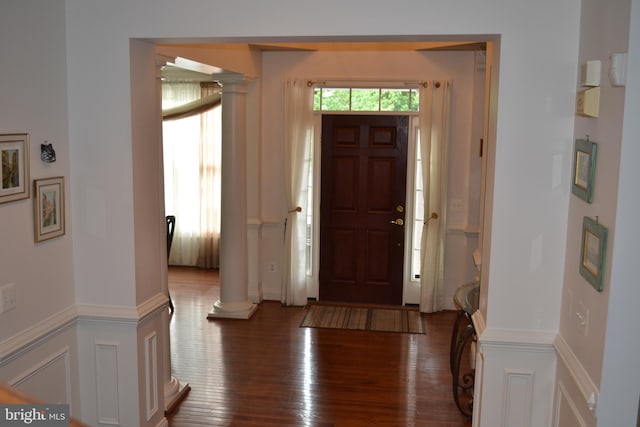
581, 60, 601, 87
576, 87, 600, 117
0, 283, 16, 313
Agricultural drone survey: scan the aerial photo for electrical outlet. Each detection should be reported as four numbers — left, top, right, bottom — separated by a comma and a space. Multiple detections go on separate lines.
268, 262, 276, 273
576, 301, 589, 336
0, 283, 16, 314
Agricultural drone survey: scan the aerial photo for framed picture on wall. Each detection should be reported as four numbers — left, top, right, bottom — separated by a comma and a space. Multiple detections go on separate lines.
33, 176, 65, 242
0, 133, 30, 204
579, 216, 607, 292
572, 138, 597, 203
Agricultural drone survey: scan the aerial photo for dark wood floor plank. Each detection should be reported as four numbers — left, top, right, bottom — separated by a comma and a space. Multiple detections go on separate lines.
167, 266, 471, 427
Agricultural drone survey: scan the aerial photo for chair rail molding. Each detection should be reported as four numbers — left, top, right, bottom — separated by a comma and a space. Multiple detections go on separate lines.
75, 292, 169, 325
0, 305, 77, 363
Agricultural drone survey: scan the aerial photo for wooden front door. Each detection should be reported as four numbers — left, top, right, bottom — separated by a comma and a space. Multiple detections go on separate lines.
319, 115, 408, 305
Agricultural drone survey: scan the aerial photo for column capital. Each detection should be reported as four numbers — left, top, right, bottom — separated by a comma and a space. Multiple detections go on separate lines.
156, 54, 176, 68
156, 54, 176, 79
215, 73, 254, 92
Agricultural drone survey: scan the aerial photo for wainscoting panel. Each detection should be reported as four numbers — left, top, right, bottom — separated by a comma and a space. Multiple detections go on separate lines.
0, 312, 80, 418
554, 382, 588, 427
553, 335, 597, 427
248, 220, 262, 303
471, 347, 484, 427
260, 220, 285, 301
10, 347, 72, 407
502, 369, 534, 427
95, 342, 120, 425
76, 293, 168, 427
144, 332, 158, 421
474, 320, 557, 427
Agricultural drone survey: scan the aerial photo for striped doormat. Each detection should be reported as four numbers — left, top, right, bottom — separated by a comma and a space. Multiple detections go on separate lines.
300, 304, 424, 334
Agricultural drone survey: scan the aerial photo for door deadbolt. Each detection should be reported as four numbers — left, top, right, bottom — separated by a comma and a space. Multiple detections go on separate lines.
396, 205, 404, 213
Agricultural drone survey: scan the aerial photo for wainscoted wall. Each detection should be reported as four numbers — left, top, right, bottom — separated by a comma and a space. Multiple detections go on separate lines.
248, 219, 263, 304
552, 335, 598, 427
76, 297, 167, 427
472, 313, 558, 427
135, 308, 166, 427
0, 322, 80, 417
260, 220, 285, 302
0, 295, 168, 427
143, 332, 159, 422
92, 340, 121, 424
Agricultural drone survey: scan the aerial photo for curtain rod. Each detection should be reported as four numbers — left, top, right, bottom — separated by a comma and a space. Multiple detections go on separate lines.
306, 80, 433, 88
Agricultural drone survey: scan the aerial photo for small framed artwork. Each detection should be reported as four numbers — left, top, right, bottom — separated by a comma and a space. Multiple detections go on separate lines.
33, 176, 65, 242
0, 133, 30, 204
579, 216, 607, 292
572, 138, 597, 203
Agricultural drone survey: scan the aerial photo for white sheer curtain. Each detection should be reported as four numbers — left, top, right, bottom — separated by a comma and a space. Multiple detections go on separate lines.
419, 80, 452, 313
162, 82, 222, 268
282, 79, 314, 306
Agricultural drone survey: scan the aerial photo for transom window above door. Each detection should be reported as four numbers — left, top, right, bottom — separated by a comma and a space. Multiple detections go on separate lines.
313, 87, 420, 112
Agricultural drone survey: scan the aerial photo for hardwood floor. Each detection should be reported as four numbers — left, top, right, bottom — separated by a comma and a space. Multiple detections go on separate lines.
167, 266, 472, 427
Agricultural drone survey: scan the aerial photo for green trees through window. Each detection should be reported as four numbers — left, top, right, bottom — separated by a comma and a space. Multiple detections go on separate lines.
313, 88, 419, 112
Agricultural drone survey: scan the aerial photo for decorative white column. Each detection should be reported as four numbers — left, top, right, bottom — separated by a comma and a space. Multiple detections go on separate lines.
208, 74, 258, 319
156, 54, 190, 413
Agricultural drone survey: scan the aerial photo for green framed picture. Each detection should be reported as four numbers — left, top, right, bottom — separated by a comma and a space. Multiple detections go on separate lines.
579, 216, 607, 292
572, 139, 597, 203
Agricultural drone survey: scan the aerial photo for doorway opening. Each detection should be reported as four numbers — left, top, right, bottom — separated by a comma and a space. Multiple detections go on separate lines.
161, 77, 223, 270
154, 39, 493, 312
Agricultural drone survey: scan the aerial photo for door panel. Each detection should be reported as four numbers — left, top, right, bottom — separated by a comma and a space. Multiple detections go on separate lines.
368, 157, 395, 212
333, 156, 358, 211
319, 115, 408, 305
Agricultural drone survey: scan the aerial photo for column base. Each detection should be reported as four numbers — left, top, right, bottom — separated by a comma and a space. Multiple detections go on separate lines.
207, 300, 258, 320
164, 376, 190, 414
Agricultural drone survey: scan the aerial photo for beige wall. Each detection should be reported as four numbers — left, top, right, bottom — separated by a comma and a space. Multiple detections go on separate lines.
560, 0, 629, 386
0, 0, 82, 418
0, 0, 75, 344
555, 0, 638, 425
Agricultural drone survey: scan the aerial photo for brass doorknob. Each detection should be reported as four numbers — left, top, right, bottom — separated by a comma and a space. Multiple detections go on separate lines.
389, 218, 404, 226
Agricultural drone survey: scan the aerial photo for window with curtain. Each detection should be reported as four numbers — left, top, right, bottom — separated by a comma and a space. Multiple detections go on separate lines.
162, 82, 222, 268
